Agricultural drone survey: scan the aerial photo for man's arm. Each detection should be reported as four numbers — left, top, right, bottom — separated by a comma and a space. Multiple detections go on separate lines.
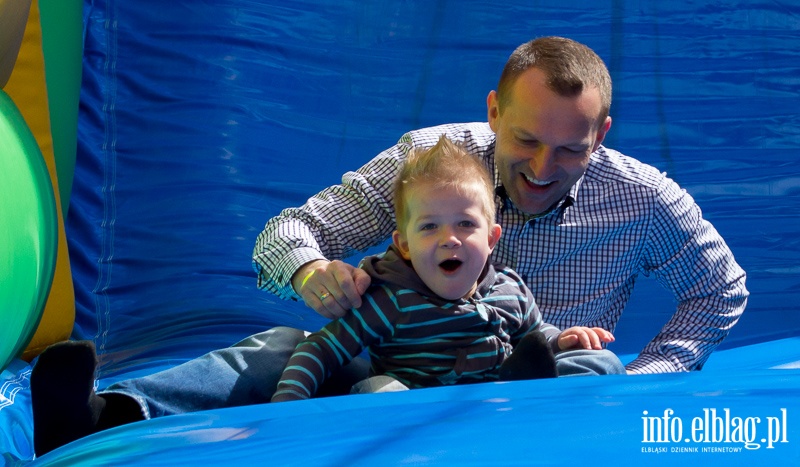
289, 260, 371, 319
251, 143, 409, 307
252, 123, 487, 316
626, 176, 748, 373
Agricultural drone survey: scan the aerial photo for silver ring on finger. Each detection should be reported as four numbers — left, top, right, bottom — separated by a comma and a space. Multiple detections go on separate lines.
319, 291, 331, 301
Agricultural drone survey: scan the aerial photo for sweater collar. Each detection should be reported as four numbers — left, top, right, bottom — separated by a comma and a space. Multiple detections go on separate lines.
361, 244, 494, 305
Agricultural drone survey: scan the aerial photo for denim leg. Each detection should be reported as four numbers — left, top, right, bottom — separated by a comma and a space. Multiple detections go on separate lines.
100, 326, 308, 419
555, 349, 626, 377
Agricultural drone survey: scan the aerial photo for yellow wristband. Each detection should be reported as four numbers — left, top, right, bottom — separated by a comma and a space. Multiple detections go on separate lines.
299, 270, 316, 290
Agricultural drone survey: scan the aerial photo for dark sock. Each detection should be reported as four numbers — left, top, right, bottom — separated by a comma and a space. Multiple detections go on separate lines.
498, 331, 558, 381
97, 393, 144, 431
31, 341, 142, 456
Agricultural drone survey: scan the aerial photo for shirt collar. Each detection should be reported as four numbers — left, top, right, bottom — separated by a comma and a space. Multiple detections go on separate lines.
489, 138, 590, 222
495, 178, 579, 223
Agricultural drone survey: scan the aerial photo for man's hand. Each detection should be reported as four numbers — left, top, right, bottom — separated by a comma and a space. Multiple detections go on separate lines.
557, 326, 615, 351
291, 260, 371, 319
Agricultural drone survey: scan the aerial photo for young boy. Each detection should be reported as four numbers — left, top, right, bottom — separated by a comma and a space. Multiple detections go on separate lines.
272, 135, 622, 402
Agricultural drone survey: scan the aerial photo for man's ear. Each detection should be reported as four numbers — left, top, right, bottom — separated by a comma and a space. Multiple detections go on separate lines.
487, 224, 502, 251
594, 116, 612, 151
392, 230, 412, 260
487, 90, 500, 133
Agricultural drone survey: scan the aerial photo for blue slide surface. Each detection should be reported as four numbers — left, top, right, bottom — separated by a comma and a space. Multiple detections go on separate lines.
2, 1, 799, 464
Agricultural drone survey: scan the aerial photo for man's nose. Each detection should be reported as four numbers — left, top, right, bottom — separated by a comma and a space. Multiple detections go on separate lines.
529, 147, 556, 180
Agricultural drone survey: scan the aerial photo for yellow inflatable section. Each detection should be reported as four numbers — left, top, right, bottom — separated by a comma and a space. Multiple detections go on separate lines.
2, 0, 80, 364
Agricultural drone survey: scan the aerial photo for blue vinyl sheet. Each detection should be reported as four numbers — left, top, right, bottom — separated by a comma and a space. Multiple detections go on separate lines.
2, 0, 800, 465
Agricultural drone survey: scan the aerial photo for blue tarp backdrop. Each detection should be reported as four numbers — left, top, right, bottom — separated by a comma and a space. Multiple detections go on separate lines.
2, 0, 799, 465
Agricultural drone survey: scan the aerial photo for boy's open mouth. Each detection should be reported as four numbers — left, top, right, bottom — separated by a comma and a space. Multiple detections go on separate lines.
439, 259, 463, 272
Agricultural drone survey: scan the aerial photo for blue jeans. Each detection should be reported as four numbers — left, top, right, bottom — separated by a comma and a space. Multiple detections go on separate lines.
555, 349, 627, 376
102, 327, 368, 419
103, 327, 624, 418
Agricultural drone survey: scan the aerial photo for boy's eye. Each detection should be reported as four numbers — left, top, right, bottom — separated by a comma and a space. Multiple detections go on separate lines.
458, 220, 476, 228
419, 223, 437, 231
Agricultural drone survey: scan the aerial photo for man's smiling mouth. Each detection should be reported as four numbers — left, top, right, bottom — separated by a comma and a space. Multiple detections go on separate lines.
523, 174, 554, 186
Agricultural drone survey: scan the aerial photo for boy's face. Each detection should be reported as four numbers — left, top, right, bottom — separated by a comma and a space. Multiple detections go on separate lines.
392, 182, 501, 300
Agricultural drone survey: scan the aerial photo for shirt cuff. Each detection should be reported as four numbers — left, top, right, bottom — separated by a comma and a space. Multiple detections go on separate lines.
275, 247, 327, 300
624, 353, 683, 374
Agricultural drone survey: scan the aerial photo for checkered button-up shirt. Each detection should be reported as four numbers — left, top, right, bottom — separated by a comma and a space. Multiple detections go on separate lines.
253, 122, 748, 373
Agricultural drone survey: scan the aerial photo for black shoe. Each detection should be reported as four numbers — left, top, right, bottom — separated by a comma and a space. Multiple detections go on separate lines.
498, 331, 558, 381
31, 340, 104, 456
31, 340, 144, 456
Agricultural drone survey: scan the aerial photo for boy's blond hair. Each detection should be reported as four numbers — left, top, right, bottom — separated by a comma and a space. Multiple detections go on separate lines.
393, 135, 496, 229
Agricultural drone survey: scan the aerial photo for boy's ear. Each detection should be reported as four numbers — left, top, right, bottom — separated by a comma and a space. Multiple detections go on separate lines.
487, 224, 502, 251
392, 230, 412, 260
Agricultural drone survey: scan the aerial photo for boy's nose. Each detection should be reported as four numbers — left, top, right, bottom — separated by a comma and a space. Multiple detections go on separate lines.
440, 229, 461, 248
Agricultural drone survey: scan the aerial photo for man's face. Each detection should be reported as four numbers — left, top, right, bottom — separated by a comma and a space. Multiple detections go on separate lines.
488, 68, 612, 215
392, 182, 501, 301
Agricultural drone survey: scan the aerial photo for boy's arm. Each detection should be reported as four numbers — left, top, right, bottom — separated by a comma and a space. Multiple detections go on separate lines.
271, 329, 351, 402
271, 285, 397, 402
497, 266, 615, 354
493, 266, 561, 352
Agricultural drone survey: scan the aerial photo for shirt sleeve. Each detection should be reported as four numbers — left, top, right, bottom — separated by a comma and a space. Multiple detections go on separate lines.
251, 123, 488, 300
627, 175, 749, 373
251, 140, 412, 300
271, 286, 397, 402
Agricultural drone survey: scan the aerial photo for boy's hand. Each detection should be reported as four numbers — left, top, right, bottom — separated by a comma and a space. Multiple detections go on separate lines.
292, 260, 371, 319
557, 326, 615, 351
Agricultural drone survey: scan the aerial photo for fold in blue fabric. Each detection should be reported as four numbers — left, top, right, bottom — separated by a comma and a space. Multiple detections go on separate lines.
2, 0, 799, 464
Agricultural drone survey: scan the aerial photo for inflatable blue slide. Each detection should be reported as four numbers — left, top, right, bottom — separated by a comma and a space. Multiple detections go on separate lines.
2, 1, 799, 465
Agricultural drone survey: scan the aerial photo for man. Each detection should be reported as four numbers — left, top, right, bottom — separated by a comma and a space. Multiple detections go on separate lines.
32, 35, 747, 456
253, 36, 748, 374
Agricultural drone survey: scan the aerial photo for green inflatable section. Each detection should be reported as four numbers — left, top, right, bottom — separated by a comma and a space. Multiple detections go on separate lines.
39, 0, 82, 217
0, 89, 58, 371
